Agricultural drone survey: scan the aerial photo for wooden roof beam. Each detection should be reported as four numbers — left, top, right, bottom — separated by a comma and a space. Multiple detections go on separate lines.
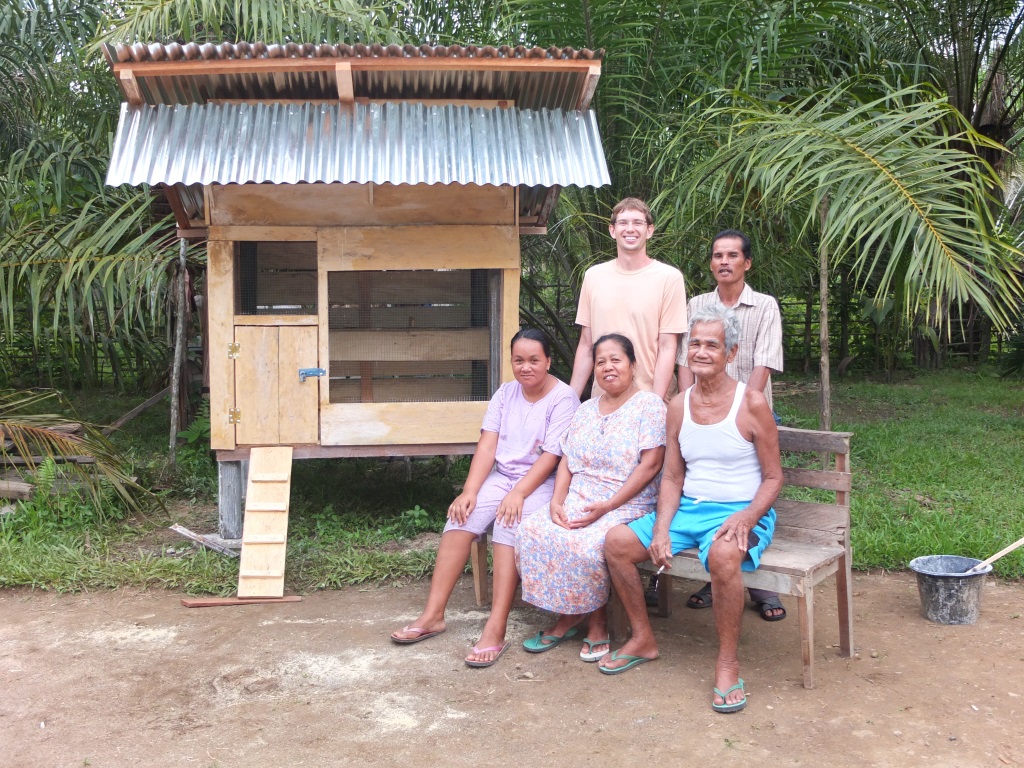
119, 69, 144, 105
109, 58, 598, 77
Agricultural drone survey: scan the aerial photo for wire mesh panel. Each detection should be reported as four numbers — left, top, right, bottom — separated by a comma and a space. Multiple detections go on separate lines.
328, 269, 497, 403
236, 242, 317, 315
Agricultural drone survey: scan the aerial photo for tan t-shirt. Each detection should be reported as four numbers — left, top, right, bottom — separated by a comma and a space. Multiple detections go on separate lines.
576, 259, 688, 397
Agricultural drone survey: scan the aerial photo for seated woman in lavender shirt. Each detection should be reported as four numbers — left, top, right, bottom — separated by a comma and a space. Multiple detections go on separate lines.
391, 328, 580, 668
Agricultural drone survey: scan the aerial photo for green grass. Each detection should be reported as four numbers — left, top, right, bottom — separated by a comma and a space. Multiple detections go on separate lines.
2, 369, 1022, 593
780, 369, 1024, 578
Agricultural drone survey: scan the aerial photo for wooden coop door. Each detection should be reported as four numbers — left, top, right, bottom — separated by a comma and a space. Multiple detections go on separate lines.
233, 325, 319, 445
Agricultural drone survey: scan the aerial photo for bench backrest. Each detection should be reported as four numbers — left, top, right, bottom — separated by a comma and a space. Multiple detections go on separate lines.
775, 426, 853, 548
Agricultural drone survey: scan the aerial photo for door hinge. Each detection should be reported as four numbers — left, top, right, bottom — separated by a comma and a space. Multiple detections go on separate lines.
228, 342, 240, 359
228, 408, 241, 424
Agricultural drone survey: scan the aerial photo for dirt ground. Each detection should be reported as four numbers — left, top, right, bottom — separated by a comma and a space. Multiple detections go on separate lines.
2, 571, 1022, 768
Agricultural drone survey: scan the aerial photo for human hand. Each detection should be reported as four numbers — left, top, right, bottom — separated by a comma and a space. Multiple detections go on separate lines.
549, 500, 570, 529
496, 490, 525, 527
568, 499, 610, 529
711, 510, 753, 552
447, 492, 477, 525
648, 531, 673, 569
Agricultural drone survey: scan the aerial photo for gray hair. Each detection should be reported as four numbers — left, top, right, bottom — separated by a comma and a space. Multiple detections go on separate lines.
688, 305, 741, 353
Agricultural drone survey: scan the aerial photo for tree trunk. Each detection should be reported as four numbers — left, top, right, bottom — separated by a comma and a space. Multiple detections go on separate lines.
803, 283, 814, 373
818, 202, 831, 432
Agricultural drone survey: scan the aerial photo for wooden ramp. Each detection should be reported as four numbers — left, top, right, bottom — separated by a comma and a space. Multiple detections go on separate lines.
237, 447, 294, 598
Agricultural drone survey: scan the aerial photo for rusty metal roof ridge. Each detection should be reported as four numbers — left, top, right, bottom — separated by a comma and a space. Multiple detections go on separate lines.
103, 42, 604, 65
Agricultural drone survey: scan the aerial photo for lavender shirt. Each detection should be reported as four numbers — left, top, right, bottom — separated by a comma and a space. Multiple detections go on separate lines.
482, 379, 580, 479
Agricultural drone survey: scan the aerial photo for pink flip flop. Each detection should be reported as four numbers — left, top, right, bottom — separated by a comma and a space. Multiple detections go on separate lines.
465, 641, 511, 668
391, 626, 446, 645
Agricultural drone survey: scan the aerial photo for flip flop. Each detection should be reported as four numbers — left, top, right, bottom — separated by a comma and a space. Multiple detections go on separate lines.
522, 626, 580, 653
712, 679, 747, 713
579, 637, 610, 662
465, 641, 511, 668
686, 583, 713, 609
597, 650, 655, 675
391, 626, 446, 645
755, 596, 787, 622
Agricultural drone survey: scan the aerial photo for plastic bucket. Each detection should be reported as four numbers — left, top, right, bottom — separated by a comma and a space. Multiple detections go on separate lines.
909, 555, 992, 625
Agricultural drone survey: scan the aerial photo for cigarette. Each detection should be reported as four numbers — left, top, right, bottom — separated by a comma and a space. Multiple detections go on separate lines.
655, 565, 666, 576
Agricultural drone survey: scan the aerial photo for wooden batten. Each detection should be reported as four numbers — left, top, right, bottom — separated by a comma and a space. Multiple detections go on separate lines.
329, 328, 490, 362
321, 401, 487, 446
319, 225, 518, 271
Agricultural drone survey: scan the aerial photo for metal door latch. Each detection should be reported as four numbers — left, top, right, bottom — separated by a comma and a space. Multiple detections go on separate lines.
298, 367, 326, 382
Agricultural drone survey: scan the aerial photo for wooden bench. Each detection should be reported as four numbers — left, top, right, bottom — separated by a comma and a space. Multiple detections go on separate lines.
610, 426, 854, 689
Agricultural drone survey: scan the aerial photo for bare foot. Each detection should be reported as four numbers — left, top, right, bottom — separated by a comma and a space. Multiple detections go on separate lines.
390, 616, 446, 643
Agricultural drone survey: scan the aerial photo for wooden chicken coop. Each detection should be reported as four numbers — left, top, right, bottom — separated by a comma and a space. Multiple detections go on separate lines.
104, 42, 609, 536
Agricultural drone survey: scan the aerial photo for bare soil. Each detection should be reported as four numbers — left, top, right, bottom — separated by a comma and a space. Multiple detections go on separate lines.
2, 572, 1023, 768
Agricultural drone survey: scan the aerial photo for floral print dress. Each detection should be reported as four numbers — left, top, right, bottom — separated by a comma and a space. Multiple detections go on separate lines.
515, 390, 666, 614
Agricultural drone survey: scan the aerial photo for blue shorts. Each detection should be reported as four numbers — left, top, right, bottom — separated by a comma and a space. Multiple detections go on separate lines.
627, 497, 776, 572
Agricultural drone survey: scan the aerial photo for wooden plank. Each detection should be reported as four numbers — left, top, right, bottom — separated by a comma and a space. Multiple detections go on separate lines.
0, 455, 95, 467
234, 326, 280, 445
329, 377, 473, 403
778, 426, 853, 454
169, 524, 241, 558
211, 184, 514, 227
574, 62, 602, 110
331, 361, 471, 377
781, 466, 851, 492
328, 304, 471, 329
208, 225, 319, 241
116, 58, 593, 77
501, 268, 520, 384
774, 498, 849, 533
217, 442, 477, 461
0, 480, 33, 500
320, 401, 487, 445
336, 61, 354, 102
321, 225, 518, 271
234, 315, 317, 326
471, 534, 489, 606
217, 460, 244, 538
102, 387, 170, 435
181, 596, 302, 608
278, 325, 319, 443
207, 241, 236, 449
119, 69, 144, 105
329, 328, 491, 362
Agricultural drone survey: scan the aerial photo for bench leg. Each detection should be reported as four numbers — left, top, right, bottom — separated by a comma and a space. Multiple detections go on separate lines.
797, 587, 815, 689
470, 534, 489, 607
657, 573, 673, 617
836, 554, 854, 658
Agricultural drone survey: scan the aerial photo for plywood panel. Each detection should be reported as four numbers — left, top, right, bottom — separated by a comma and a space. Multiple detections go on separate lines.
319, 226, 518, 271
208, 226, 318, 241
321, 401, 487, 445
278, 326, 319, 443
329, 377, 473, 403
330, 328, 490, 362
207, 241, 236, 449
211, 183, 514, 227
234, 326, 280, 445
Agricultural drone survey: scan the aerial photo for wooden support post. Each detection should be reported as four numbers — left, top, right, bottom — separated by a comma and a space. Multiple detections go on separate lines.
218, 460, 244, 538
471, 534, 490, 606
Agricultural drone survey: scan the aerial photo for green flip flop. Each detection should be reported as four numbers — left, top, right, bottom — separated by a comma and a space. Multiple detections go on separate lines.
522, 626, 580, 653
579, 637, 610, 662
712, 679, 747, 713
597, 650, 655, 675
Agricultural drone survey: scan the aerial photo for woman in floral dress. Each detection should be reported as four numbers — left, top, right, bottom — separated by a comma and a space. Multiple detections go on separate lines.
516, 334, 666, 661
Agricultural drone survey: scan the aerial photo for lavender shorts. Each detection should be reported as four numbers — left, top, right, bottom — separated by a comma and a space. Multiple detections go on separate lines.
443, 471, 554, 547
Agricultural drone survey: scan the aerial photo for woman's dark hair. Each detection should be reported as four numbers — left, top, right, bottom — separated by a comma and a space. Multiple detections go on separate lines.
511, 327, 552, 359
592, 333, 636, 364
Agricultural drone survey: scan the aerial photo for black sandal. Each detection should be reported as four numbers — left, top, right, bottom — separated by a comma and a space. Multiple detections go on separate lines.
686, 582, 713, 609
756, 595, 787, 621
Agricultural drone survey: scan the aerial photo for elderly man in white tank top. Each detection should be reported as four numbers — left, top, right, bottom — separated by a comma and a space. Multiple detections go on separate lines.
601, 305, 783, 714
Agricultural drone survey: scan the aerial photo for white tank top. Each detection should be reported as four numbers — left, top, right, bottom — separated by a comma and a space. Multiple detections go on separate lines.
679, 382, 762, 502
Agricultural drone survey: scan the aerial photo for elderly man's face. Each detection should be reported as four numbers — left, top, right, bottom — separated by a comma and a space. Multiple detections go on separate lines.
687, 321, 737, 376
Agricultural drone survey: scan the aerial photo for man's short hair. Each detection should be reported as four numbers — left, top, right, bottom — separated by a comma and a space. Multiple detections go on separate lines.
689, 305, 741, 353
711, 229, 751, 261
611, 198, 653, 225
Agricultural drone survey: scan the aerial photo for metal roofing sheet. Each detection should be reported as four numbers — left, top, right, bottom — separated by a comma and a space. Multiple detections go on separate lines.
107, 102, 610, 189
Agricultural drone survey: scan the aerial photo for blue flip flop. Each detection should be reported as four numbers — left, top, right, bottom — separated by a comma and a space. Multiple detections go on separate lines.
597, 650, 655, 675
712, 679, 747, 713
522, 626, 580, 653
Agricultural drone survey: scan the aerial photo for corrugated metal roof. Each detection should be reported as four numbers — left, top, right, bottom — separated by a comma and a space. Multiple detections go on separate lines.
103, 43, 602, 111
107, 102, 610, 188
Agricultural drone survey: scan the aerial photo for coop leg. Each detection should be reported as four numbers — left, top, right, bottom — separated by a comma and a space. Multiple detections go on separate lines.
218, 460, 244, 539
